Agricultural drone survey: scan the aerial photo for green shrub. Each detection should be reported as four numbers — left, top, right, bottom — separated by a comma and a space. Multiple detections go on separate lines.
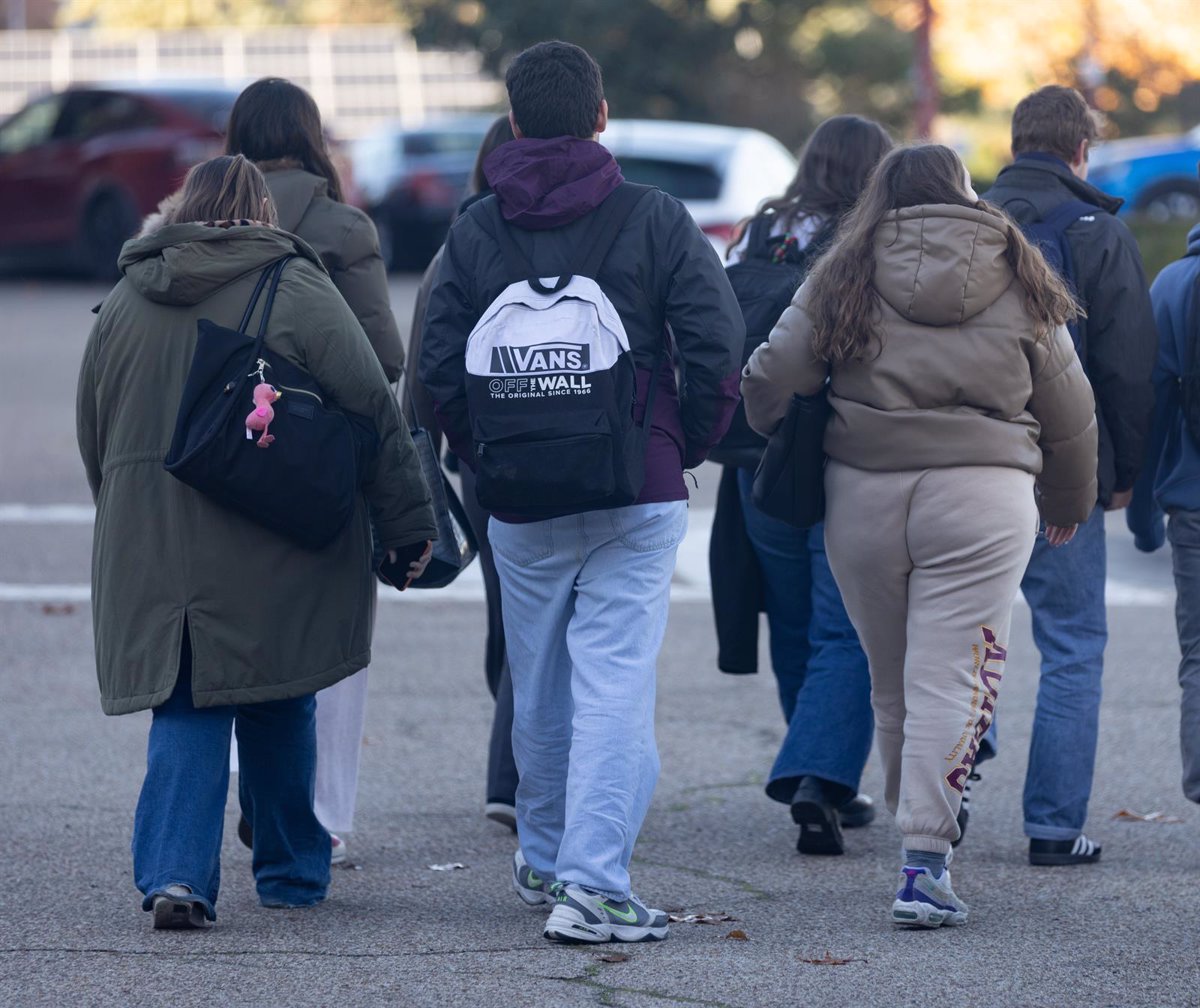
1127, 215, 1195, 283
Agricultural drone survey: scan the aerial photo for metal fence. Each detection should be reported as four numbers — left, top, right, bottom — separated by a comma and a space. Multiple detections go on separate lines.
0, 25, 503, 136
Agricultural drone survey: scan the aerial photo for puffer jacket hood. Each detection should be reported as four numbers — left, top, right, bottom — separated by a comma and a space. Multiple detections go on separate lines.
872, 204, 1015, 327
118, 222, 324, 307
484, 136, 623, 231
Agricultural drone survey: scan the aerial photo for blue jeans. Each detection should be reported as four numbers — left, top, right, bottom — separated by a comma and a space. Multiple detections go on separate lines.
132, 638, 330, 918
736, 470, 874, 805
489, 501, 687, 900
1018, 505, 1108, 840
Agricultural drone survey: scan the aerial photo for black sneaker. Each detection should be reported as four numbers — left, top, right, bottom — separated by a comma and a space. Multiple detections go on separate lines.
151, 884, 208, 930
790, 777, 844, 856
838, 793, 876, 829
237, 813, 253, 850
1029, 834, 1102, 866
952, 771, 980, 848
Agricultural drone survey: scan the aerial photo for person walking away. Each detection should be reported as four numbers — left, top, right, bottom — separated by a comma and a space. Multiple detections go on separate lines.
406, 114, 522, 832
226, 78, 406, 862
982, 85, 1156, 865
420, 41, 743, 944
76, 155, 435, 928
1127, 192, 1200, 806
743, 144, 1098, 927
709, 114, 892, 856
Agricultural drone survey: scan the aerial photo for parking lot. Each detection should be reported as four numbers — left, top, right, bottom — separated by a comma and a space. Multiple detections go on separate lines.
0, 273, 1197, 1007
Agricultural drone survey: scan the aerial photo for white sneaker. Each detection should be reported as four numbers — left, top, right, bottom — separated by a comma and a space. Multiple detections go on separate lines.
330, 833, 347, 866
512, 849, 554, 907
543, 883, 669, 944
891, 866, 968, 928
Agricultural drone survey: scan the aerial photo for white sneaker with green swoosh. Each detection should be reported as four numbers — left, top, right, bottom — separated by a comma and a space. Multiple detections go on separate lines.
513, 849, 554, 907
543, 883, 669, 943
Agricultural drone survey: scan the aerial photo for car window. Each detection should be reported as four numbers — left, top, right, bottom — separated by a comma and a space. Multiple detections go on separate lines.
54, 93, 157, 141
157, 91, 236, 132
402, 131, 486, 156
613, 155, 723, 200
0, 94, 65, 154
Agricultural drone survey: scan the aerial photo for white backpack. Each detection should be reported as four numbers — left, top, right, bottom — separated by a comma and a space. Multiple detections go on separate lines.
464, 184, 656, 515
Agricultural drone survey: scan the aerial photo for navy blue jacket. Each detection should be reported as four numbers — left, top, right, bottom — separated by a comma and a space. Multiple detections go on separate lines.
1128, 224, 1200, 551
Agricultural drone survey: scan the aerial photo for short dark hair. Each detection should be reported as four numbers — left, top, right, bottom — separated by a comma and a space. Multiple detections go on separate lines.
1011, 85, 1099, 163
504, 41, 604, 140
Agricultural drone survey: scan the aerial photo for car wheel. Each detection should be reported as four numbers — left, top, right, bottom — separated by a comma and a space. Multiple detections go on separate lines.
1137, 180, 1200, 223
82, 190, 139, 281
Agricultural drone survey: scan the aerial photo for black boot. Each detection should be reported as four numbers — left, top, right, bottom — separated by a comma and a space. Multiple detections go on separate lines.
837, 793, 876, 829
790, 777, 845, 856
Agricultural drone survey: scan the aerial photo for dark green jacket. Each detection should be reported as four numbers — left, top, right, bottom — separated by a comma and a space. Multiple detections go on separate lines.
76, 223, 436, 715
262, 163, 404, 382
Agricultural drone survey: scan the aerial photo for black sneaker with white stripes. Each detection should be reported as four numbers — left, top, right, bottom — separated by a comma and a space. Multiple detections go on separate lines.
952, 771, 981, 848
1029, 834, 1102, 866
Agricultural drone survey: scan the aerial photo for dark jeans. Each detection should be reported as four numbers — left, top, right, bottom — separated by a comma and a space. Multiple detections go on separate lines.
132, 635, 329, 918
736, 470, 874, 805
1168, 510, 1200, 803
460, 466, 519, 806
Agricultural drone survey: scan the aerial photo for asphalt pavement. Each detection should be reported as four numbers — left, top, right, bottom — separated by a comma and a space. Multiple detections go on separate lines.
0, 276, 1197, 1008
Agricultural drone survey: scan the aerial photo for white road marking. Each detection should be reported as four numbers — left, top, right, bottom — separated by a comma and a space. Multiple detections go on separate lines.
0, 504, 1175, 607
0, 503, 94, 523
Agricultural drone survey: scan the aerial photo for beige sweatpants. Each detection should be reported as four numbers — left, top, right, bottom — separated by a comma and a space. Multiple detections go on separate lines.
824, 461, 1038, 855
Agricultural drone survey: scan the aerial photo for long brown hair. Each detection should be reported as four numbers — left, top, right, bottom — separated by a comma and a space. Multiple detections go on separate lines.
805, 143, 1080, 364
469, 115, 516, 195
166, 155, 277, 226
759, 115, 893, 232
226, 78, 345, 203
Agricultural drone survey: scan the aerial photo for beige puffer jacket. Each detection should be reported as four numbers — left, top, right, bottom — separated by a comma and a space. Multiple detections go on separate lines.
741, 203, 1098, 526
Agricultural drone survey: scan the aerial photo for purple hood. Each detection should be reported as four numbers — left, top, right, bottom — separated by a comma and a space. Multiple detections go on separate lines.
484, 137, 623, 231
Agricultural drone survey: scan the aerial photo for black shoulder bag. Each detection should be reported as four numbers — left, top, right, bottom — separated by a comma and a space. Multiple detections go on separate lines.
164, 256, 379, 549
750, 385, 831, 529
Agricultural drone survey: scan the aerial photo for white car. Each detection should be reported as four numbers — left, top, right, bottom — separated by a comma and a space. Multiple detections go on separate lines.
601, 119, 798, 256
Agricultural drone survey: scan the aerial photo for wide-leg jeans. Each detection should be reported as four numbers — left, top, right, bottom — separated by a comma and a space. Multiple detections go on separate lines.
489, 501, 687, 900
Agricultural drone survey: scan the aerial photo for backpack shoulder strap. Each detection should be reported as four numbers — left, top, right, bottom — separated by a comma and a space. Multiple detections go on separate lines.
1037, 198, 1100, 230
577, 182, 654, 278
738, 214, 776, 261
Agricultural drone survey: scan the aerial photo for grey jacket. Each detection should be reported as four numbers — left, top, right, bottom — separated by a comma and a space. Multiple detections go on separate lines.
742, 203, 1099, 526
262, 163, 404, 382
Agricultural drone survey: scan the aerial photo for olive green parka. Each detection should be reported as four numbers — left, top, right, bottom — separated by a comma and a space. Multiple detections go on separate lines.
76, 222, 436, 715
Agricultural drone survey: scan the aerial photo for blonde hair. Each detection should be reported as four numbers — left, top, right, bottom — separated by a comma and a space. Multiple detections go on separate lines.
165, 154, 278, 227
804, 143, 1080, 364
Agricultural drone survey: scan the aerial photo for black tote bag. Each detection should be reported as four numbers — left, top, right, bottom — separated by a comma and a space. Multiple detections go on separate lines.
402, 423, 478, 589
164, 257, 378, 550
750, 387, 831, 529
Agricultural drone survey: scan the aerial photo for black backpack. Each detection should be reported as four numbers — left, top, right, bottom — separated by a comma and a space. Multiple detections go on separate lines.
708, 213, 836, 468
1177, 249, 1200, 445
464, 183, 657, 516
1006, 197, 1097, 349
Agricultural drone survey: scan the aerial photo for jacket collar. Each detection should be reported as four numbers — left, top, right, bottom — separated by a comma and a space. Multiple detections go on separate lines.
998, 153, 1123, 214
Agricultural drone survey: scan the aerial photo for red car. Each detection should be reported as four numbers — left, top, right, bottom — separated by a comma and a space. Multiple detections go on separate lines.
0, 83, 238, 278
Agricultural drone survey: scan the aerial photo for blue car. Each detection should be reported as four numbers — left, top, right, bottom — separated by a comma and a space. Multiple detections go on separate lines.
1088, 127, 1200, 220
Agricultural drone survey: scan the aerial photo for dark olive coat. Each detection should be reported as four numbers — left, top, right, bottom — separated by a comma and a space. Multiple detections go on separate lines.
77, 223, 436, 715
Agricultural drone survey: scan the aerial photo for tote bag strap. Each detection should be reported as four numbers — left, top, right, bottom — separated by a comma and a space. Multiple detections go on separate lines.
247, 256, 294, 356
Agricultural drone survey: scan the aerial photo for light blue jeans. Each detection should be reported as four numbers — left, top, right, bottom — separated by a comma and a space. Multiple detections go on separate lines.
489, 501, 687, 900
1018, 505, 1108, 840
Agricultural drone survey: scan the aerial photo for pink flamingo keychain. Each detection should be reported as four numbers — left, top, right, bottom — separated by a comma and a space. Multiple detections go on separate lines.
245, 382, 282, 447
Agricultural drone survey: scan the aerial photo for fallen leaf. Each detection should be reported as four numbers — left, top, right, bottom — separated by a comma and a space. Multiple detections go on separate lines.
798, 951, 864, 966
667, 912, 738, 924
1112, 808, 1184, 824
725, 929, 749, 941
41, 603, 75, 615
596, 953, 630, 963
427, 862, 467, 871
